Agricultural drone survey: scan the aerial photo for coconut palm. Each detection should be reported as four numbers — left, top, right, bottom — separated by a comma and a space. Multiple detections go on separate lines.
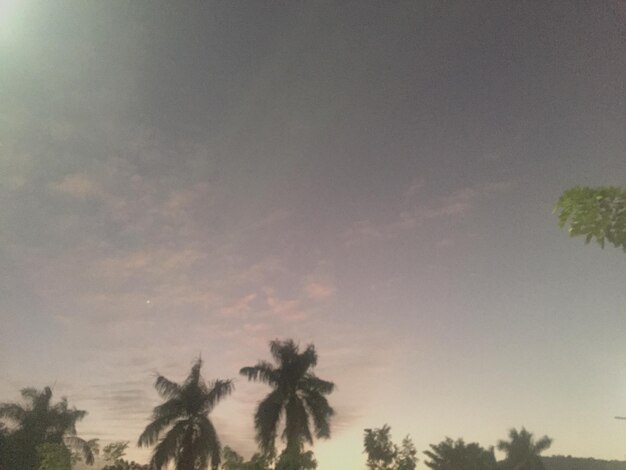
0, 386, 96, 468
138, 358, 233, 470
240, 339, 335, 458
497, 427, 552, 470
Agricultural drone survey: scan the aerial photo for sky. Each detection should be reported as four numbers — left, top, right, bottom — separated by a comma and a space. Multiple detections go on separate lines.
1, 1, 625, 468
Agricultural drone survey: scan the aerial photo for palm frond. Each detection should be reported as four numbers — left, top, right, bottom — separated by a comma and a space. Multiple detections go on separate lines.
154, 375, 182, 399
185, 357, 203, 387
197, 416, 222, 470
534, 435, 552, 454
63, 435, 99, 465
301, 375, 334, 395
302, 390, 333, 439
0, 403, 26, 424
255, 389, 284, 455
138, 413, 178, 447
204, 379, 234, 412
152, 398, 185, 421
151, 419, 188, 469
299, 344, 318, 369
240, 362, 277, 384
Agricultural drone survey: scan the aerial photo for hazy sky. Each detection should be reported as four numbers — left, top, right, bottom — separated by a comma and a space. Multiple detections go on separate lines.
1, 1, 626, 468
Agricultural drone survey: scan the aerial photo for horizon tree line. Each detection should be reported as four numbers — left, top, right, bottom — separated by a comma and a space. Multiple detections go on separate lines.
1, 339, 555, 470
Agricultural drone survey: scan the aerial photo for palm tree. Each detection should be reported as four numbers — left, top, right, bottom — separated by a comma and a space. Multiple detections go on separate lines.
138, 358, 233, 470
497, 427, 552, 470
240, 339, 335, 458
0, 386, 97, 468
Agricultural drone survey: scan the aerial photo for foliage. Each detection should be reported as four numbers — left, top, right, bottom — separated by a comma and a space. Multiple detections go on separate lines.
497, 427, 552, 470
364, 425, 396, 470
222, 446, 245, 469
240, 339, 335, 457
0, 386, 96, 469
396, 436, 418, 470
554, 186, 626, 251
541, 455, 626, 470
138, 358, 233, 470
423, 437, 496, 470
102, 441, 129, 463
37, 443, 71, 470
221, 446, 270, 470
274, 447, 317, 470
102, 460, 152, 470
363, 425, 417, 470
69, 438, 99, 465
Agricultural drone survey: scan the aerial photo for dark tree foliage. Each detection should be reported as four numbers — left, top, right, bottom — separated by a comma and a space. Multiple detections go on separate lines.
363, 425, 396, 470
497, 427, 552, 470
221, 446, 270, 470
363, 425, 417, 470
554, 186, 626, 251
423, 437, 496, 470
102, 461, 153, 470
274, 447, 318, 470
138, 358, 233, 470
102, 441, 129, 464
37, 443, 71, 470
0, 387, 95, 470
541, 455, 626, 470
396, 436, 418, 470
240, 339, 334, 457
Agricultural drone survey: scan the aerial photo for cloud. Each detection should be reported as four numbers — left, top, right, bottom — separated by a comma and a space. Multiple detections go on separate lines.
220, 293, 258, 317
344, 181, 513, 245
420, 181, 512, 219
263, 288, 307, 321
52, 173, 103, 199
305, 281, 336, 300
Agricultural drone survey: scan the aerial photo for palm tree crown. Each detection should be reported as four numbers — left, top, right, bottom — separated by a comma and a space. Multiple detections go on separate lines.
0, 386, 96, 466
497, 427, 552, 470
138, 358, 233, 470
240, 339, 335, 457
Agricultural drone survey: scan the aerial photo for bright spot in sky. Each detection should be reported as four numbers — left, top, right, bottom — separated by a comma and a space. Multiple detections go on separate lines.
146, 300, 151, 304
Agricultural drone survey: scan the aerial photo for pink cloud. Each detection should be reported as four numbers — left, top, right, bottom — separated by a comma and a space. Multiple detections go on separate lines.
305, 281, 336, 300
220, 293, 258, 317
263, 288, 307, 321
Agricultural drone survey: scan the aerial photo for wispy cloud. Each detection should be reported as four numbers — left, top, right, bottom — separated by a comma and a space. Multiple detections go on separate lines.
344, 181, 513, 246
263, 288, 307, 322
52, 173, 104, 199
220, 293, 258, 317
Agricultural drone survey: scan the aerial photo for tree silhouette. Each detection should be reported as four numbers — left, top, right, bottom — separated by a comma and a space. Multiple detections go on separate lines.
497, 427, 552, 470
274, 447, 318, 470
0, 386, 96, 469
363, 425, 396, 470
138, 358, 233, 470
396, 436, 418, 470
221, 446, 269, 470
363, 425, 417, 470
240, 339, 334, 458
423, 437, 496, 470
